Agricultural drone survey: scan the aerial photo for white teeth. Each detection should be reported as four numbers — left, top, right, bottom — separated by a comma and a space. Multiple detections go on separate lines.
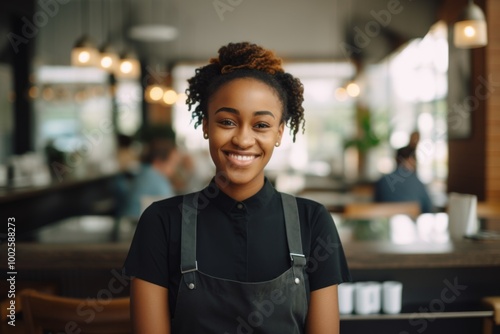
229, 154, 255, 161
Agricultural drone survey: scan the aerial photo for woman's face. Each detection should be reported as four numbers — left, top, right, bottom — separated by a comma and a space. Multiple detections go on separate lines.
203, 78, 284, 193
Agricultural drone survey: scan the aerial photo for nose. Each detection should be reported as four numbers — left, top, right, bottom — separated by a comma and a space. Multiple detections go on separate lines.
231, 126, 255, 149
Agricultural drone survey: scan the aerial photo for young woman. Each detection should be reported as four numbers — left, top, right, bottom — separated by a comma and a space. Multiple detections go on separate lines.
124, 42, 351, 334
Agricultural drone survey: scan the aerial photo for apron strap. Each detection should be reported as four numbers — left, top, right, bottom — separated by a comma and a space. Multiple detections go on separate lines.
281, 193, 307, 282
181, 192, 198, 289
180, 191, 306, 289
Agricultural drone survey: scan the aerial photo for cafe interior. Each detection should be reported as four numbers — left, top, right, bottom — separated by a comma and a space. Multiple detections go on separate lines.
1, 0, 500, 333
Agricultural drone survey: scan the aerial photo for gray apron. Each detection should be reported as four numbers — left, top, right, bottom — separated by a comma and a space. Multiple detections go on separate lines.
171, 192, 309, 333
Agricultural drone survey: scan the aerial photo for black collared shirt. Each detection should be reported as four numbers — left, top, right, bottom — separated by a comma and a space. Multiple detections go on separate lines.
124, 178, 351, 314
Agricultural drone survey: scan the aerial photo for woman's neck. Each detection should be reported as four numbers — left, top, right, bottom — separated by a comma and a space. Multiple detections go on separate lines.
215, 176, 265, 202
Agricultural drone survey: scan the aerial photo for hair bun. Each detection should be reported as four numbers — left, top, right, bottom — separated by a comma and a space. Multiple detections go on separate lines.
210, 42, 284, 75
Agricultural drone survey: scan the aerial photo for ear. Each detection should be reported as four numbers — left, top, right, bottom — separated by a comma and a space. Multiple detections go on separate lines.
276, 122, 285, 146
202, 118, 208, 136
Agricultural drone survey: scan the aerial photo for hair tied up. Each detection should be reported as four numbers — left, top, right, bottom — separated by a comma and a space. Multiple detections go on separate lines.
210, 42, 284, 76
187, 41, 305, 142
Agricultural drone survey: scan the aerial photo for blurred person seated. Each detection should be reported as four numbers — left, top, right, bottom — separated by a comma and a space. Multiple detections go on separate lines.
123, 138, 180, 220
116, 133, 140, 172
114, 134, 140, 219
374, 146, 433, 213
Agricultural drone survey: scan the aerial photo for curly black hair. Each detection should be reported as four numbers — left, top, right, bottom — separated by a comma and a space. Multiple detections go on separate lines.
185, 42, 305, 142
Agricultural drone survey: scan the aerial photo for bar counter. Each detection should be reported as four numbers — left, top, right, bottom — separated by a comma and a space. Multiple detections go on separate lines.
0, 171, 120, 236
1, 214, 499, 271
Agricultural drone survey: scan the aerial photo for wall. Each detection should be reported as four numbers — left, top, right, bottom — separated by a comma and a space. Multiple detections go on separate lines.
444, 0, 500, 202
486, 0, 500, 201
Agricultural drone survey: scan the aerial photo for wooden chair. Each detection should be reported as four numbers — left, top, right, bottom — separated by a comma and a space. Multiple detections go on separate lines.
20, 289, 131, 334
477, 202, 500, 219
482, 296, 500, 334
343, 201, 421, 219
477, 201, 500, 231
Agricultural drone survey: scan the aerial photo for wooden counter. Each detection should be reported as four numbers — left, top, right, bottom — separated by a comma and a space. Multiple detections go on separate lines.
1, 214, 499, 271
2, 237, 499, 271
344, 239, 500, 269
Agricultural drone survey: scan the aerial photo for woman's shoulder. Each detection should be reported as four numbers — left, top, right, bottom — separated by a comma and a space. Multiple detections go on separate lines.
152, 193, 186, 208
291, 194, 327, 211
141, 192, 199, 220
282, 193, 332, 223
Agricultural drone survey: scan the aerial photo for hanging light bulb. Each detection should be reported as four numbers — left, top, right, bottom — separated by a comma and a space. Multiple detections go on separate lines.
145, 84, 164, 103
454, 0, 487, 48
346, 82, 360, 97
116, 51, 141, 80
71, 35, 99, 67
162, 89, 178, 105
99, 44, 119, 72
98, 0, 119, 73
71, 0, 98, 67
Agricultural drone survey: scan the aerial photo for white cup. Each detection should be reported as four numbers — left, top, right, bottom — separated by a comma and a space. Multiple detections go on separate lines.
368, 281, 382, 314
382, 281, 403, 314
338, 283, 355, 314
354, 282, 381, 314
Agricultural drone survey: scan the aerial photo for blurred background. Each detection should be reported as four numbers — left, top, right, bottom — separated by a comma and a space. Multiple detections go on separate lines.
1, 0, 500, 333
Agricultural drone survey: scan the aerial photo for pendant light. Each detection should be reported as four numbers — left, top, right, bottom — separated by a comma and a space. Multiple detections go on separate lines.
72, 35, 99, 66
71, 0, 99, 66
116, 51, 141, 80
115, 0, 140, 80
453, 0, 488, 48
100, 44, 120, 72
99, 0, 119, 73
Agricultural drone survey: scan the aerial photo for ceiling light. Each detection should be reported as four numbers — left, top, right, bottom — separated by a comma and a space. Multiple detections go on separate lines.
71, 35, 99, 67
346, 82, 360, 97
145, 85, 164, 103
162, 89, 178, 105
129, 24, 178, 42
98, 0, 119, 73
453, 0, 487, 48
99, 44, 119, 73
116, 52, 141, 80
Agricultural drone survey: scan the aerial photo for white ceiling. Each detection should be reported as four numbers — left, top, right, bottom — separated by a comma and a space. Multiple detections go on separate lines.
32, 0, 440, 67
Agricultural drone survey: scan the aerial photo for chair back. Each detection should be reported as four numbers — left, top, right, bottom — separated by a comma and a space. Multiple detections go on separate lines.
343, 201, 421, 219
477, 202, 500, 219
477, 201, 500, 231
20, 289, 131, 334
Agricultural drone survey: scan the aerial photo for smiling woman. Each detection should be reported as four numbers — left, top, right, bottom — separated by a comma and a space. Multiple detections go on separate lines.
124, 42, 351, 334
203, 78, 284, 200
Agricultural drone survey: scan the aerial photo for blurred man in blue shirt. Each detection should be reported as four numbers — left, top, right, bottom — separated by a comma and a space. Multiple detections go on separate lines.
124, 138, 179, 219
374, 146, 433, 213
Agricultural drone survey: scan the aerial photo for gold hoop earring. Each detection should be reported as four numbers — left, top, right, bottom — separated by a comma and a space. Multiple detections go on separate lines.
204, 133, 208, 139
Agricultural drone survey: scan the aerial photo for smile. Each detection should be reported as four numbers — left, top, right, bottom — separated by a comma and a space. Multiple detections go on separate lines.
229, 154, 256, 161
225, 152, 260, 166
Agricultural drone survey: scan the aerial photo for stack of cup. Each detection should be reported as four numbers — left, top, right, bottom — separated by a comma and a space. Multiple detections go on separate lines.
338, 281, 403, 315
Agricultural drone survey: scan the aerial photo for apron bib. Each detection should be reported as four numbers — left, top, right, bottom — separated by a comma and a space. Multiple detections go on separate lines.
171, 192, 309, 334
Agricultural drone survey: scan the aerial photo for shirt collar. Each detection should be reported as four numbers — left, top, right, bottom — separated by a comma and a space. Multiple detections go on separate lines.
204, 177, 277, 215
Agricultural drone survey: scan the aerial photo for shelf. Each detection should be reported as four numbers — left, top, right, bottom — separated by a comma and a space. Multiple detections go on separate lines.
341, 310, 493, 321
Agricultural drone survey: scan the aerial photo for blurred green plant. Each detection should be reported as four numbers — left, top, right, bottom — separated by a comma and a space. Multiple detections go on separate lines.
344, 106, 382, 152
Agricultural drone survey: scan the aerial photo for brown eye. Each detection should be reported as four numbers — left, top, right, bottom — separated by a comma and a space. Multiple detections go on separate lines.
219, 119, 236, 126
254, 123, 270, 129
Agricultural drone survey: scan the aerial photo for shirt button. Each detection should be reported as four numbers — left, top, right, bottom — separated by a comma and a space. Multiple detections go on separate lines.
237, 203, 244, 209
